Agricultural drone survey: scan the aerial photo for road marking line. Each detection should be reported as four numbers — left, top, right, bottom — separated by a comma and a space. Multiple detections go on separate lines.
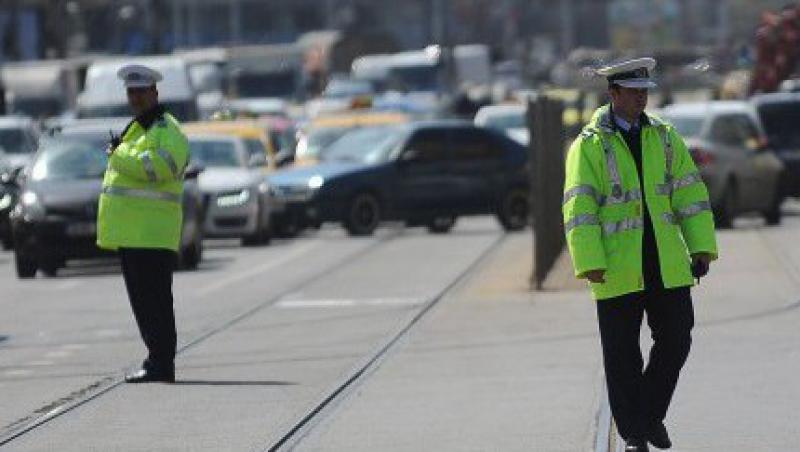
44, 350, 71, 359
275, 297, 424, 309
195, 241, 322, 297
26, 361, 53, 367
3, 369, 32, 377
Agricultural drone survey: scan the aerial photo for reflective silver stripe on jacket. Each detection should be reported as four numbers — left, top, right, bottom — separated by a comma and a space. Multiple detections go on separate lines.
102, 186, 181, 203
156, 148, 180, 179
597, 131, 624, 199
564, 214, 600, 234
602, 188, 642, 206
140, 154, 157, 182
657, 171, 703, 195
663, 200, 712, 224
563, 185, 602, 206
655, 124, 674, 195
602, 217, 644, 236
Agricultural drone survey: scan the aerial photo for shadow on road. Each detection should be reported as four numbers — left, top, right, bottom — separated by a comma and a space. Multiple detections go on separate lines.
173, 380, 297, 386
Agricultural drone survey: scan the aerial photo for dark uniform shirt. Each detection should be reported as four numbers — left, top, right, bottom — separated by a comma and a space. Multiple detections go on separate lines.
613, 112, 663, 290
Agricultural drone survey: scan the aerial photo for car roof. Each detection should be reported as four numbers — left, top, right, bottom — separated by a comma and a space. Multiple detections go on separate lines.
476, 104, 526, 115
58, 118, 131, 135
186, 133, 243, 143
182, 120, 266, 140
750, 91, 800, 105
660, 101, 754, 117
310, 111, 411, 128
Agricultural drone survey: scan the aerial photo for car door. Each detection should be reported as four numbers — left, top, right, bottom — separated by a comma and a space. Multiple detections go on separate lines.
393, 128, 456, 218
708, 115, 756, 209
447, 127, 506, 213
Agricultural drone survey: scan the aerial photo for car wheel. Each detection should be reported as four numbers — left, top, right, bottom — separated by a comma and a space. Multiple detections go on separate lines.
427, 215, 457, 234
714, 180, 737, 229
497, 188, 530, 231
242, 206, 271, 246
179, 235, 202, 270
40, 258, 60, 277
763, 192, 783, 226
1, 235, 11, 250
15, 251, 37, 279
344, 193, 381, 236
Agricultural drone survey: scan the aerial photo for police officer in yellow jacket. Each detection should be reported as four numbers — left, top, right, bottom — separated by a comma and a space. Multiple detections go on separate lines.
562, 58, 718, 451
97, 64, 189, 383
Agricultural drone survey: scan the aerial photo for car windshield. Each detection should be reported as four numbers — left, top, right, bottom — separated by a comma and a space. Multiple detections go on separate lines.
661, 114, 705, 138
295, 127, 349, 160
0, 127, 36, 154
190, 139, 244, 168
482, 112, 525, 130
30, 137, 108, 181
757, 102, 800, 148
323, 126, 406, 164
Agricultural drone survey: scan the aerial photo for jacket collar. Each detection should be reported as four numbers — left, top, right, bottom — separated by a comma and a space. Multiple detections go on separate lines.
134, 104, 166, 130
593, 104, 652, 134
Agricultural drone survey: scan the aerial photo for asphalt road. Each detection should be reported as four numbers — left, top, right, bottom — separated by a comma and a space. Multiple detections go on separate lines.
0, 217, 506, 450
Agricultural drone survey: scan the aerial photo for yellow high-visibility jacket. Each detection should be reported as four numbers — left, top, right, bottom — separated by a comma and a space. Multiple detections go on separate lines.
563, 105, 718, 300
97, 108, 189, 251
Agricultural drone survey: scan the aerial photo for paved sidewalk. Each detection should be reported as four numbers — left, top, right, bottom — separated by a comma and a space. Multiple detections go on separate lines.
295, 232, 604, 451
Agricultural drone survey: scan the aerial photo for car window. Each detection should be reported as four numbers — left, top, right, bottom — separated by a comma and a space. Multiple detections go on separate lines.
450, 128, 503, 160
244, 139, 266, 159
405, 129, 449, 162
661, 114, 704, 138
757, 101, 800, 148
190, 140, 244, 168
710, 114, 758, 148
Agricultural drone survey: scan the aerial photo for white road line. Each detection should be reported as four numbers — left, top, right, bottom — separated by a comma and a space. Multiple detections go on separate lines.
194, 240, 322, 297
4, 369, 32, 377
27, 360, 54, 367
44, 350, 72, 359
275, 297, 425, 309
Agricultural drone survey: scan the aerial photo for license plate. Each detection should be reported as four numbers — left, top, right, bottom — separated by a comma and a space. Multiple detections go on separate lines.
66, 222, 96, 237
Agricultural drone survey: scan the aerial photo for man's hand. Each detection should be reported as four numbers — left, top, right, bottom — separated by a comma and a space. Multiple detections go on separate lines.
691, 252, 713, 279
584, 269, 606, 283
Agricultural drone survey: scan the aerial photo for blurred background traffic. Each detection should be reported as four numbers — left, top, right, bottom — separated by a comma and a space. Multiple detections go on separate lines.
0, 0, 799, 279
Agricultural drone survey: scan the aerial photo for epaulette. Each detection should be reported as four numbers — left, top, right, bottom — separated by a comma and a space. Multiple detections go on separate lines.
156, 118, 167, 128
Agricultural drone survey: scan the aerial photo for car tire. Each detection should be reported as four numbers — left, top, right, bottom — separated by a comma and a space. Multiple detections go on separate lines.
427, 215, 457, 234
1, 235, 11, 250
242, 207, 271, 246
496, 188, 530, 232
15, 251, 37, 279
344, 193, 380, 236
40, 258, 60, 277
763, 192, 783, 226
179, 235, 202, 270
714, 180, 737, 229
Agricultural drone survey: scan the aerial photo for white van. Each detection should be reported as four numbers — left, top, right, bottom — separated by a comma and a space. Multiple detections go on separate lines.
77, 56, 199, 121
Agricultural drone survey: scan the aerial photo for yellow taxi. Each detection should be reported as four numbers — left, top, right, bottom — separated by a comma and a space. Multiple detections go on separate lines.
182, 119, 277, 171
293, 111, 411, 166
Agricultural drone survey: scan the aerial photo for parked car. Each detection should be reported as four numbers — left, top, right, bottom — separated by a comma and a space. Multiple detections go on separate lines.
187, 134, 272, 245
9, 121, 204, 278
659, 101, 785, 228
0, 115, 40, 170
266, 121, 530, 236
474, 104, 529, 145
750, 93, 800, 206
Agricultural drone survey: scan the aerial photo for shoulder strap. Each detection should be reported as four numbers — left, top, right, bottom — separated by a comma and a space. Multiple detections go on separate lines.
586, 127, 623, 200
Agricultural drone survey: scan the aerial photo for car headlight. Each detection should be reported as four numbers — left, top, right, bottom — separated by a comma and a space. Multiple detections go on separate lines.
20, 191, 45, 221
258, 181, 270, 194
308, 175, 324, 190
216, 189, 251, 207
0, 193, 12, 210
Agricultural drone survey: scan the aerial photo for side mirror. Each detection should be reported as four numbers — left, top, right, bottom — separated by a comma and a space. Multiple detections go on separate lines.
248, 153, 268, 168
184, 163, 204, 180
275, 149, 295, 167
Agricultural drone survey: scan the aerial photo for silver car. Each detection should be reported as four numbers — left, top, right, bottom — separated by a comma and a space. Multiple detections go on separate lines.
188, 134, 272, 245
659, 101, 785, 228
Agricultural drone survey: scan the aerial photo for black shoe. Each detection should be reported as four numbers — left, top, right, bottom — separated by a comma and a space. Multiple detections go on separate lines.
624, 438, 650, 452
648, 422, 672, 449
124, 367, 175, 383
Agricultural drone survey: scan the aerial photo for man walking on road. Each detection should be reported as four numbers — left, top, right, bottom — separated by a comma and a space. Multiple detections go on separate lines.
97, 64, 190, 383
562, 58, 718, 451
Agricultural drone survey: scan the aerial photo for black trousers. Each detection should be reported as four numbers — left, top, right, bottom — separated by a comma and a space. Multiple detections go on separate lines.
119, 248, 177, 371
596, 285, 694, 440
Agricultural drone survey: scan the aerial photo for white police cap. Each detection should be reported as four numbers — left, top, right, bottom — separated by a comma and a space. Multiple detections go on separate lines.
117, 64, 163, 88
596, 57, 657, 89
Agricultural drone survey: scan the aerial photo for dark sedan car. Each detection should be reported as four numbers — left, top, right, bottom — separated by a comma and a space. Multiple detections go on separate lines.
751, 93, 800, 204
8, 125, 204, 278
266, 121, 530, 236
